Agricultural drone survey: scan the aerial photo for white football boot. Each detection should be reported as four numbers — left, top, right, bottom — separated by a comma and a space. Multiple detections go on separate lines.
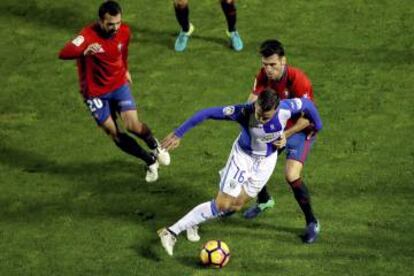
158, 228, 177, 256
145, 161, 159, 183
153, 140, 170, 166
186, 225, 200, 242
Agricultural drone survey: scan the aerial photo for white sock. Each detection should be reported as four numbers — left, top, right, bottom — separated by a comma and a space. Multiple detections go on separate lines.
169, 200, 220, 236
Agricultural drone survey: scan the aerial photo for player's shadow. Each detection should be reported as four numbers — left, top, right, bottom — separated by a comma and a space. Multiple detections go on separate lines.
131, 26, 231, 51
176, 256, 204, 269
0, 144, 214, 261
220, 217, 304, 243
191, 34, 230, 50
0, 145, 311, 261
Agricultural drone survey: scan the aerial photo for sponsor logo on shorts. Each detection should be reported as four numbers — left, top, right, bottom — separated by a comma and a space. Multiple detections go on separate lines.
119, 100, 132, 107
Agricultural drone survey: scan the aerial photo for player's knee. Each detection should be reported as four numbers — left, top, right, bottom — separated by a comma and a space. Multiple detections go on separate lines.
285, 171, 301, 183
215, 197, 232, 212
101, 126, 118, 140
174, 0, 188, 8
221, 0, 235, 4
125, 121, 143, 134
285, 167, 302, 183
232, 198, 245, 211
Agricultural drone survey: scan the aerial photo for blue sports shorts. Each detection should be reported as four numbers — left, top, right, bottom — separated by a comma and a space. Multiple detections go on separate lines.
285, 132, 316, 164
84, 84, 136, 125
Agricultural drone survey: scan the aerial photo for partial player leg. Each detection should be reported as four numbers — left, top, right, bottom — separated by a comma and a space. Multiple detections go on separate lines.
100, 115, 155, 165
111, 84, 170, 166
158, 190, 251, 256
158, 195, 225, 256
285, 159, 319, 243
121, 110, 170, 166
121, 110, 157, 149
220, 0, 243, 51
243, 185, 275, 219
173, 0, 194, 51
100, 116, 159, 182
174, 0, 190, 32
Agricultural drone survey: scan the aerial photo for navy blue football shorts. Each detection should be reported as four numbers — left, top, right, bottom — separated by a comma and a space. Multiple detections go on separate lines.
84, 84, 137, 125
285, 132, 316, 164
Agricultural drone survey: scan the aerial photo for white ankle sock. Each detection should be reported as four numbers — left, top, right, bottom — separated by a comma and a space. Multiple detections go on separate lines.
169, 200, 220, 235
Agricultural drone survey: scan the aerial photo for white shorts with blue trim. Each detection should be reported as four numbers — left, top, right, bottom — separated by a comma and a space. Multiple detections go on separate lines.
218, 141, 278, 198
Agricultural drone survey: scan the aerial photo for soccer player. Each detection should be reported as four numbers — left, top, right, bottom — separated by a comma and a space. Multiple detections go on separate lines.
243, 39, 320, 243
157, 89, 322, 256
173, 0, 243, 52
58, 1, 170, 182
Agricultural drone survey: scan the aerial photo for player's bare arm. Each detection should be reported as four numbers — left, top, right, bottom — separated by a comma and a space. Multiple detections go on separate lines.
162, 133, 181, 151
83, 43, 102, 56
125, 71, 132, 84
284, 116, 310, 139
247, 93, 258, 103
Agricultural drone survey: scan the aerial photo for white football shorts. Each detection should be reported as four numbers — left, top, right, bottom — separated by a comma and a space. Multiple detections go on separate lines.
218, 141, 278, 198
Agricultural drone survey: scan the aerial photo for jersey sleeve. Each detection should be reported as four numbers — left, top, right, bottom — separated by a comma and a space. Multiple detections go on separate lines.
122, 25, 131, 70
301, 98, 322, 131
289, 69, 313, 99
58, 30, 89, 60
279, 98, 322, 131
252, 70, 267, 95
174, 104, 247, 138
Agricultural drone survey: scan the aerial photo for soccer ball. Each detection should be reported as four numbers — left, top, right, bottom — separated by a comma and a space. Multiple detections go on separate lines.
200, 240, 230, 268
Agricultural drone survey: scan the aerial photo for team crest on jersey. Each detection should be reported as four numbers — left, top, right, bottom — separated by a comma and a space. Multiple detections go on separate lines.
72, 35, 85, 47
223, 106, 235, 116
284, 89, 289, 97
118, 43, 123, 52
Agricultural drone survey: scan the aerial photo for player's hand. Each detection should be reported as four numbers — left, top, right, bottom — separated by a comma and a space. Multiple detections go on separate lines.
161, 132, 181, 151
306, 130, 315, 140
273, 133, 286, 149
126, 71, 132, 84
83, 43, 102, 56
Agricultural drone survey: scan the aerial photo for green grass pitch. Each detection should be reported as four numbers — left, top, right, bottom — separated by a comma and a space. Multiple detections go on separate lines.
0, 0, 413, 275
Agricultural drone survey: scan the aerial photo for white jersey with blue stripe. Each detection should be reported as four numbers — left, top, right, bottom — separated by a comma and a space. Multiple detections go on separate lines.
174, 98, 322, 157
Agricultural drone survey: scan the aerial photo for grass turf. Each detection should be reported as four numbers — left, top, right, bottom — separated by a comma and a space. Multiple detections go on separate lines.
0, 0, 413, 275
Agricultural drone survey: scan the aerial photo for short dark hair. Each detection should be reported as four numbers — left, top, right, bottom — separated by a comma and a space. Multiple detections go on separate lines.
260, 39, 285, 58
257, 88, 280, 111
99, 1, 122, 20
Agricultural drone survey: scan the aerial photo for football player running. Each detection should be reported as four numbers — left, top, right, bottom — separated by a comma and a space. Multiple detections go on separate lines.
58, 1, 170, 182
158, 89, 322, 256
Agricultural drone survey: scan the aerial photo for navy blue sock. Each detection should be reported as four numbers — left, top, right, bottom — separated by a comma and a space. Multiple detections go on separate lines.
221, 1, 237, 32
115, 133, 155, 165
174, 3, 190, 32
128, 123, 158, 150
257, 185, 271, 204
289, 178, 316, 225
